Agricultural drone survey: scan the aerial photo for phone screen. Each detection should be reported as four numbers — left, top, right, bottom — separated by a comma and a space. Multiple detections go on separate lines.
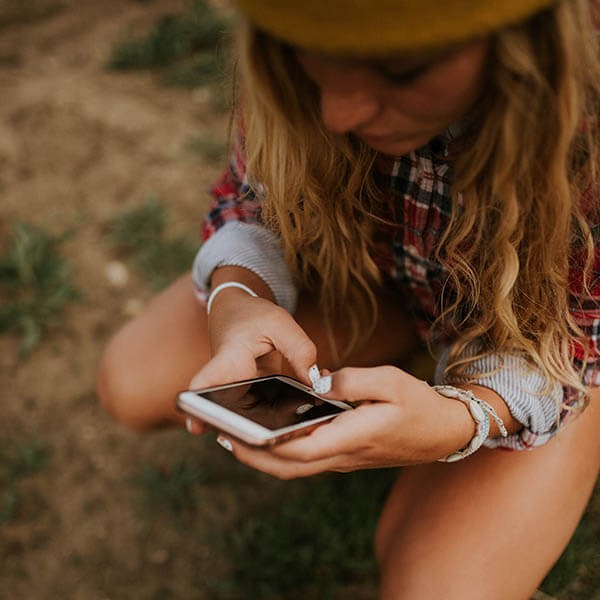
200, 378, 344, 431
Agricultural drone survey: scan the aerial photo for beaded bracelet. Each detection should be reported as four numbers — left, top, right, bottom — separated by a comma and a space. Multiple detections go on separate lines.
206, 281, 258, 314
433, 385, 508, 463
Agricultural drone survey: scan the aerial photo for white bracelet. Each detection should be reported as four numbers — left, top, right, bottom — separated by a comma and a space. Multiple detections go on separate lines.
433, 385, 508, 463
206, 281, 258, 314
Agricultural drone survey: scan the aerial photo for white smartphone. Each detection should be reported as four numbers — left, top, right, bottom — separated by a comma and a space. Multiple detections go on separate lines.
177, 374, 353, 446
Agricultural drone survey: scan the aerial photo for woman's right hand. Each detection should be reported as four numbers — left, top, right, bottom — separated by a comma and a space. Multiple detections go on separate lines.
185, 280, 318, 434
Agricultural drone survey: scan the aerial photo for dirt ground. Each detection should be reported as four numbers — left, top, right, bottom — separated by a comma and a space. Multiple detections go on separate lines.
0, 1, 258, 598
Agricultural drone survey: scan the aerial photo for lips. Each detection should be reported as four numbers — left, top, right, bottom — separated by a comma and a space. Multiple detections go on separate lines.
354, 130, 435, 155
356, 131, 394, 143
356, 129, 432, 147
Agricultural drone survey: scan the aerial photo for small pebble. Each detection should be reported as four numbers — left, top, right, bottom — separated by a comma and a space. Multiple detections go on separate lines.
123, 298, 144, 316
105, 261, 129, 287
193, 88, 211, 104
149, 549, 170, 565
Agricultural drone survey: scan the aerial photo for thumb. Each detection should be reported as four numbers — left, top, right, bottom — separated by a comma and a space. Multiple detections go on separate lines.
326, 365, 413, 404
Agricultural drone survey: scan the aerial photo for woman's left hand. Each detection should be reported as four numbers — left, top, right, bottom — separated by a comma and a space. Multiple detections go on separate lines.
218, 366, 476, 479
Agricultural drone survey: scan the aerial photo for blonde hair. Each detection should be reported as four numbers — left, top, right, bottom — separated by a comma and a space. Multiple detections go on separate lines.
237, 0, 600, 400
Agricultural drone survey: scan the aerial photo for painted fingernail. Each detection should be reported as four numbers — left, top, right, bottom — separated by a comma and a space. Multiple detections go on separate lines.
313, 374, 332, 395
185, 417, 194, 433
308, 364, 320, 385
216, 435, 233, 452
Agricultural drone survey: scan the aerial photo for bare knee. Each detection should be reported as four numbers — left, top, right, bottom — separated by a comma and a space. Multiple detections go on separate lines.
96, 276, 211, 431
374, 474, 413, 566
96, 333, 158, 431
378, 559, 525, 600
96, 324, 187, 431
373, 473, 535, 600
374, 509, 394, 567
377, 525, 534, 600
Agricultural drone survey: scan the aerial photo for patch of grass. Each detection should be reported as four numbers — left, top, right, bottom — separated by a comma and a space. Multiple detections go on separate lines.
133, 460, 211, 523
106, 196, 198, 290
0, 438, 51, 522
0, 489, 19, 523
214, 469, 395, 599
211, 470, 599, 600
186, 134, 227, 163
0, 222, 80, 357
108, 1, 227, 69
1, 438, 50, 480
163, 49, 226, 89
108, 0, 232, 94
541, 480, 600, 599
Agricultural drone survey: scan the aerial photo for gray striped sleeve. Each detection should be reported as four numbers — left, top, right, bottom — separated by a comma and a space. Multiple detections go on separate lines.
435, 347, 563, 437
192, 221, 298, 314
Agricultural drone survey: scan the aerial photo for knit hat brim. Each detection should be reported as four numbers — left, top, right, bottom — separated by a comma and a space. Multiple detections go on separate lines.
235, 0, 555, 54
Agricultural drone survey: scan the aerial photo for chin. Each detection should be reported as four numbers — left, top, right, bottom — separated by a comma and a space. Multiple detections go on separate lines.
360, 135, 432, 156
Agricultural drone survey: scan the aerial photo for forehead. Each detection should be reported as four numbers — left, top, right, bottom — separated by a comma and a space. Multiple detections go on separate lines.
295, 41, 466, 70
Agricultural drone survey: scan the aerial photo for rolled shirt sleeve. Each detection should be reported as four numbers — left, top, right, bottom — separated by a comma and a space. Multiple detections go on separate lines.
192, 124, 298, 313
193, 221, 298, 313
435, 348, 569, 450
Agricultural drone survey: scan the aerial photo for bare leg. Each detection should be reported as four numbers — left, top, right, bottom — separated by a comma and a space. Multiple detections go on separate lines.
375, 393, 600, 600
96, 275, 421, 430
97, 275, 599, 597
96, 276, 211, 429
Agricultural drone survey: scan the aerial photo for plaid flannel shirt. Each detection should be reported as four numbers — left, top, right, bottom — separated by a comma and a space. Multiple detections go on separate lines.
198, 129, 600, 450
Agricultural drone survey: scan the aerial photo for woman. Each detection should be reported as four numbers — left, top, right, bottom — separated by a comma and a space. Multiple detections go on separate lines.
97, 1, 600, 597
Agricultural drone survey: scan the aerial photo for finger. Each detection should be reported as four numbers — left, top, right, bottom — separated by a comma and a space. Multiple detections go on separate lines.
324, 365, 414, 403
219, 435, 345, 480
184, 416, 209, 435
266, 405, 373, 462
188, 350, 256, 390
268, 314, 318, 384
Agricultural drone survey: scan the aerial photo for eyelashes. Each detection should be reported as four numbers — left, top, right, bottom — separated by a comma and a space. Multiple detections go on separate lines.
376, 64, 431, 86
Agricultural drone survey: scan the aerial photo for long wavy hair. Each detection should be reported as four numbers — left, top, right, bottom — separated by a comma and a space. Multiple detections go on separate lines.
236, 0, 600, 402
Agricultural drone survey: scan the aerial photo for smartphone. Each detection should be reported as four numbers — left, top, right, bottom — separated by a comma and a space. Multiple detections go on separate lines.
177, 375, 353, 446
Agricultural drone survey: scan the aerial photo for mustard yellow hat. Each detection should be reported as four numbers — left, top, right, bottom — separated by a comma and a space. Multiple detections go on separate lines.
235, 0, 556, 54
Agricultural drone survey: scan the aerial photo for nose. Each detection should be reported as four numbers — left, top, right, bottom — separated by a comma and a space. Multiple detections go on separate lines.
319, 88, 380, 135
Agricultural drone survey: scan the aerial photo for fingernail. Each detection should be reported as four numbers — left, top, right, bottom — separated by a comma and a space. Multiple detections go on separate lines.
185, 417, 194, 433
308, 364, 321, 385
216, 435, 233, 452
313, 374, 332, 395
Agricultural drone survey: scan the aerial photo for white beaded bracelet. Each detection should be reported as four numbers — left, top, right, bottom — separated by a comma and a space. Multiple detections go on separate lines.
206, 281, 258, 314
433, 385, 508, 463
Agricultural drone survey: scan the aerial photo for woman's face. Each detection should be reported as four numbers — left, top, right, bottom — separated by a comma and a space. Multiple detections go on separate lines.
295, 38, 491, 155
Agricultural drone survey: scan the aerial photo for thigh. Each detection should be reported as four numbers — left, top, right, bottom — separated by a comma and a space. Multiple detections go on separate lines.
293, 285, 424, 371
375, 393, 600, 600
97, 275, 421, 429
